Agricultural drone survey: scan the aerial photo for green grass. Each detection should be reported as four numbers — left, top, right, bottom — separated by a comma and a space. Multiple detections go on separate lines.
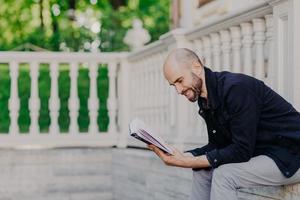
0, 63, 109, 133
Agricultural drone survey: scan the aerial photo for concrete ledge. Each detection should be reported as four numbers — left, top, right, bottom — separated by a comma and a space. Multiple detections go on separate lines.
112, 148, 300, 200
237, 185, 300, 200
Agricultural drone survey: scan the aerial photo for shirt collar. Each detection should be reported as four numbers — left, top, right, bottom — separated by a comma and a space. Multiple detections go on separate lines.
197, 67, 220, 111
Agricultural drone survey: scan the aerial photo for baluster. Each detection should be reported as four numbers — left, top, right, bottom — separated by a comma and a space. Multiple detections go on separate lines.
241, 23, 254, 76
132, 64, 137, 116
202, 36, 212, 67
265, 15, 274, 87
107, 62, 118, 133
194, 39, 204, 63
136, 60, 145, 111
140, 61, 144, 110
49, 62, 60, 134
210, 33, 221, 71
9, 61, 20, 134
253, 18, 266, 81
230, 26, 242, 73
29, 62, 40, 134
138, 62, 142, 113
145, 59, 149, 110
68, 62, 79, 134
220, 30, 231, 71
88, 62, 99, 134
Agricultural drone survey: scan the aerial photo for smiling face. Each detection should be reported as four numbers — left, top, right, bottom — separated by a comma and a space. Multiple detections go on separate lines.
164, 64, 203, 102
163, 48, 207, 102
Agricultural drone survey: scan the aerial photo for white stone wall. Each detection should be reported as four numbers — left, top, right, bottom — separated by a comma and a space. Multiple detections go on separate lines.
0, 148, 113, 200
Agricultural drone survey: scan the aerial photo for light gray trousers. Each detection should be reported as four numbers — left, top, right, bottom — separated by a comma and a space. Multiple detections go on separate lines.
190, 155, 300, 200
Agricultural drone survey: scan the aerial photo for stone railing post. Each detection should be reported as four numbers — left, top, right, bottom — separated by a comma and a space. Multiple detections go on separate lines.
210, 33, 221, 71
68, 62, 79, 134
241, 23, 254, 76
9, 61, 20, 135
107, 61, 118, 134
220, 30, 231, 71
88, 62, 99, 134
253, 18, 266, 81
230, 26, 242, 73
117, 59, 130, 147
49, 62, 60, 134
29, 61, 40, 135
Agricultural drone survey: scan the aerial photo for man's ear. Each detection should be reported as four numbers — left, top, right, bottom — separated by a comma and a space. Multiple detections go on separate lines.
191, 61, 203, 76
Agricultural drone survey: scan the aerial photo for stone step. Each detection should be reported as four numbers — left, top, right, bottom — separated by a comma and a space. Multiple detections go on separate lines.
1, 192, 113, 200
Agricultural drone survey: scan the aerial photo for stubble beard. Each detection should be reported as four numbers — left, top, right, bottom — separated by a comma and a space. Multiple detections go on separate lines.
187, 72, 202, 102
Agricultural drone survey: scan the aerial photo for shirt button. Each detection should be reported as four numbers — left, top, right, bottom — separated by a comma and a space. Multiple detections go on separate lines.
285, 171, 290, 176
212, 130, 217, 134
214, 159, 218, 163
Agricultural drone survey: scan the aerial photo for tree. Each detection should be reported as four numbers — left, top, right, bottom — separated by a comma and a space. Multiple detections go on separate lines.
0, 0, 170, 52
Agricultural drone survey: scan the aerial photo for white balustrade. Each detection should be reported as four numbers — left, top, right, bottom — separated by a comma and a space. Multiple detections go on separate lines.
253, 18, 266, 81
68, 62, 79, 134
29, 62, 40, 134
230, 26, 242, 73
241, 22, 254, 76
8, 61, 20, 134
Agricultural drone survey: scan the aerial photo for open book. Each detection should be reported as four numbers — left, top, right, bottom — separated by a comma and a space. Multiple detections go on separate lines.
129, 118, 173, 155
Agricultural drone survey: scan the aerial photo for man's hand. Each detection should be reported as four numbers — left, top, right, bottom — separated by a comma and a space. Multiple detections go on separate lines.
148, 144, 211, 169
148, 144, 192, 168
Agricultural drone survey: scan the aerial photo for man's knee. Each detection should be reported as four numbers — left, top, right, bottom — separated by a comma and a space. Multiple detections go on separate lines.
212, 164, 240, 189
193, 169, 213, 181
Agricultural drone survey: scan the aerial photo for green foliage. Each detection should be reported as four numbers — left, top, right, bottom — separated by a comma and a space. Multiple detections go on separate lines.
39, 64, 51, 133
0, 64, 10, 133
18, 64, 31, 133
0, 0, 170, 51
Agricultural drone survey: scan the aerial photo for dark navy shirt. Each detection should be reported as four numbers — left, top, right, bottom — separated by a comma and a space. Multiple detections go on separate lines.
188, 67, 300, 178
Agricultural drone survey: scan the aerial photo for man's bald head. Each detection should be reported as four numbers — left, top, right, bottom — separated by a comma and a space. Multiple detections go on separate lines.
163, 48, 203, 73
163, 48, 203, 82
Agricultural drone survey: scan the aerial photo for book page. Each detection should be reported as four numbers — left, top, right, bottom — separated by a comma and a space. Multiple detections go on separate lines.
129, 118, 173, 155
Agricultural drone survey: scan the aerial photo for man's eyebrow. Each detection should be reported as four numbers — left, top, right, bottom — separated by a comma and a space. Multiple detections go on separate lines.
170, 77, 182, 86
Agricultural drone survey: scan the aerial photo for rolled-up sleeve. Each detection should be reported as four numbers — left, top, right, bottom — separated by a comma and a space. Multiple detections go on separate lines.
206, 85, 261, 168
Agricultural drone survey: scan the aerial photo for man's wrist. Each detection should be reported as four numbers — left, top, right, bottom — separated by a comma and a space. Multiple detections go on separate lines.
186, 155, 211, 168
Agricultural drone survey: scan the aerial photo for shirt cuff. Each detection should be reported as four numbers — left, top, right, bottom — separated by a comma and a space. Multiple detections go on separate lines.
206, 149, 221, 168
184, 149, 201, 157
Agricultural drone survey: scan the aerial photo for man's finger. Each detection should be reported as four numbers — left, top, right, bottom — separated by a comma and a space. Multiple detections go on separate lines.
148, 144, 156, 151
152, 146, 167, 158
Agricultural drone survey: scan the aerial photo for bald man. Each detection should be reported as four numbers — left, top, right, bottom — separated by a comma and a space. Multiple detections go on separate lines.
148, 48, 300, 200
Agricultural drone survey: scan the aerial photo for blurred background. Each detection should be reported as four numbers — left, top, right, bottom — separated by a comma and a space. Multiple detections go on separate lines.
0, 0, 169, 52
0, 0, 169, 134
